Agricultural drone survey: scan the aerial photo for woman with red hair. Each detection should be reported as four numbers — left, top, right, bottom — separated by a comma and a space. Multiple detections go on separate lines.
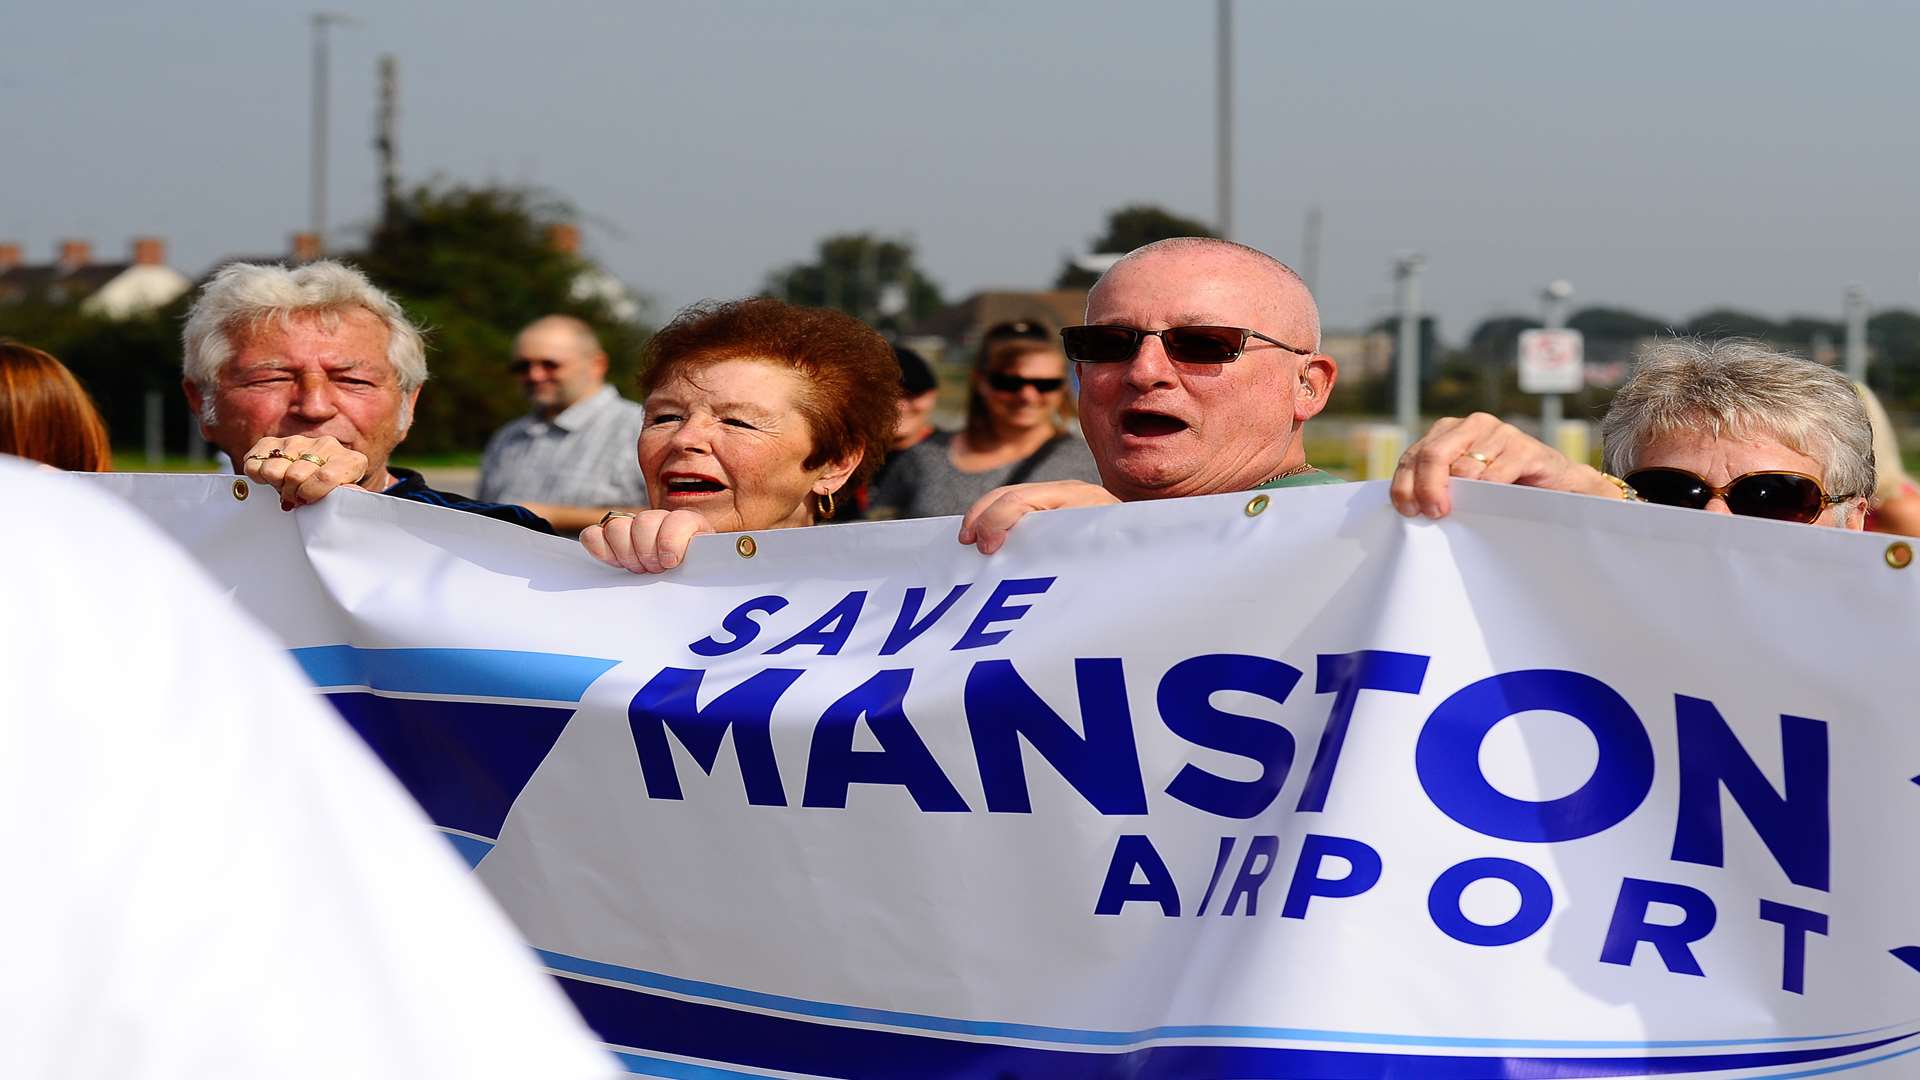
0, 341, 112, 471
581, 298, 899, 573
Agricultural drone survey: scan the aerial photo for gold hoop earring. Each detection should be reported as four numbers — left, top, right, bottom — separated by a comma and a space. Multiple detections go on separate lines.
816, 490, 836, 520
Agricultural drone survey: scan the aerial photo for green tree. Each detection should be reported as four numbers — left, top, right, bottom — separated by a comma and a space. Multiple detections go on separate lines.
763, 233, 944, 333
1869, 309, 1920, 406
1466, 315, 1542, 352
1566, 307, 1670, 340
357, 182, 652, 455
1055, 204, 1216, 287
1682, 308, 1782, 341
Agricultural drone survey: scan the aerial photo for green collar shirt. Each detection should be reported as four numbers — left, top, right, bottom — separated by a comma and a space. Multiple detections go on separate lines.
1252, 467, 1345, 490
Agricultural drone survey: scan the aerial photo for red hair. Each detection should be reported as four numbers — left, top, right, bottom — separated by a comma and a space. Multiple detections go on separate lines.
638, 298, 899, 493
0, 341, 112, 471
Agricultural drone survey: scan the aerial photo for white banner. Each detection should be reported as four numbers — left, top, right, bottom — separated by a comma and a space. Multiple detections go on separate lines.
90, 473, 1920, 1078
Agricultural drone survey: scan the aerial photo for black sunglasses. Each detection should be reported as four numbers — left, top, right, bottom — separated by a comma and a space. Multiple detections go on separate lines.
983, 320, 1052, 342
985, 373, 1066, 393
1624, 467, 1855, 524
1060, 324, 1313, 365
509, 357, 562, 375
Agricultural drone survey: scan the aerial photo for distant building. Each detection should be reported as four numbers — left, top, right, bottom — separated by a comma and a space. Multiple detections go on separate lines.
0, 238, 192, 319
202, 232, 327, 279
548, 224, 642, 323
907, 289, 1089, 365
1319, 329, 1394, 381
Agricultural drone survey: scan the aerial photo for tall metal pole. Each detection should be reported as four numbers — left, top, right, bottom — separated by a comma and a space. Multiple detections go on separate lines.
1394, 254, 1425, 438
311, 15, 330, 255
376, 53, 399, 223
1215, 0, 1233, 239
1301, 205, 1322, 290
1844, 285, 1869, 384
310, 13, 352, 257
1541, 280, 1573, 442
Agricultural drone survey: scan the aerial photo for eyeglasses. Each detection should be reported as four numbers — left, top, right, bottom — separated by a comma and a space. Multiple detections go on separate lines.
1059, 324, 1313, 365
985, 373, 1066, 393
1624, 467, 1856, 524
983, 320, 1052, 342
509, 357, 562, 376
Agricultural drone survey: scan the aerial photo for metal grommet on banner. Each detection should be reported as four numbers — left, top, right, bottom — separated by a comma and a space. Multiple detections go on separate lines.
736, 535, 758, 559
1887, 541, 1913, 570
1245, 494, 1270, 517
232, 478, 249, 501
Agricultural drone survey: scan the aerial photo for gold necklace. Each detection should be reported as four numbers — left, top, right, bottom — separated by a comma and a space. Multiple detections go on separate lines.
1256, 462, 1316, 487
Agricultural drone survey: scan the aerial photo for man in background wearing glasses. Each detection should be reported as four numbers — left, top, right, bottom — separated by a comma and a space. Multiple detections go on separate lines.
959, 237, 1339, 553
478, 315, 649, 534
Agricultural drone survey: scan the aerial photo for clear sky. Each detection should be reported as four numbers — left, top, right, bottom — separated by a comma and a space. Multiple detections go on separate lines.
6, 0, 1916, 340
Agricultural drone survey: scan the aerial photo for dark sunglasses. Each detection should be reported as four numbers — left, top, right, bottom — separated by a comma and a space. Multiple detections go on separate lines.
1060, 324, 1313, 365
983, 320, 1052, 342
1624, 467, 1855, 524
985, 373, 1066, 394
509, 357, 562, 375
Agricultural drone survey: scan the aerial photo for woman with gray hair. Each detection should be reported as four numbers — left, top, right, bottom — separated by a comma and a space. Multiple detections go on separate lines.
1393, 337, 1873, 529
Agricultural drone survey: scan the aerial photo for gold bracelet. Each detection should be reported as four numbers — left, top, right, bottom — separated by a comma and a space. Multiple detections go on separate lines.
1599, 473, 1640, 501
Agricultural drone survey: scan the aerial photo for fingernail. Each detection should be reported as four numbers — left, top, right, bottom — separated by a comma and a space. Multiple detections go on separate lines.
281, 500, 292, 512
661, 554, 678, 568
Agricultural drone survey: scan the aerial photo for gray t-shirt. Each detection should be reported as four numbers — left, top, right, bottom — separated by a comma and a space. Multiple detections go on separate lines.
870, 430, 1104, 520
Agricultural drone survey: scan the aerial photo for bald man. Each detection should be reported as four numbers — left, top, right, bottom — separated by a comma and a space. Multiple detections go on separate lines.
959, 237, 1338, 552
478, 315, 649, 534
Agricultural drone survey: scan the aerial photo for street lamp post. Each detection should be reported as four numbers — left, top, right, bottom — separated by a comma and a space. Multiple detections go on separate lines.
1541, 279, 1573, 442
1844, 285, 1868, 385
1394, 254, 1425, 439
310, 12, 354, 257
1216, 0, 1233, 240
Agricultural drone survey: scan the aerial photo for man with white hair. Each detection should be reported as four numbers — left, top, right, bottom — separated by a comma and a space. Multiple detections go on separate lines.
958, 236, 1339, 552
181, 261, 553, 532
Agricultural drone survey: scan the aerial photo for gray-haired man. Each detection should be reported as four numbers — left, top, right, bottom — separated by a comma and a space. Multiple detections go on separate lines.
181, 261, 552, 532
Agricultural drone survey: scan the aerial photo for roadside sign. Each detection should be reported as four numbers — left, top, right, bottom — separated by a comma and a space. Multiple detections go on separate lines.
1518, 328, 1585, 394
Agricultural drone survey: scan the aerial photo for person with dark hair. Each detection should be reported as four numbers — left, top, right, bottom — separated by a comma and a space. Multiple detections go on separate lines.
890, 344, 940, 454
839, 344, 940, 521
871, 322, 1100, 520
581, 297, 899, 573
0, 340, 113, 471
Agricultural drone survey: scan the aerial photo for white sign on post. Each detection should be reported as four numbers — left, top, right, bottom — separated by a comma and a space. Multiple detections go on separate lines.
1519, 327, 1586, 394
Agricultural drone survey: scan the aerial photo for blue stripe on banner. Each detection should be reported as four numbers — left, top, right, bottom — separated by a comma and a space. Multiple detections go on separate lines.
539, 950, 1905, 1055
327, 693, 576, 841
612, 1053, 776, 1079
553, 977, 1919, 1080
1767, 1044, 1920, 1078
292, 645, 617, 702
441, 831, 497, 869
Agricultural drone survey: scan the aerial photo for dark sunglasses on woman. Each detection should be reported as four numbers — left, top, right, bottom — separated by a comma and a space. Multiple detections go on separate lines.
985, 373, 1066, 393
1624, 467, 1856, 524
1060, 324, 1313, 365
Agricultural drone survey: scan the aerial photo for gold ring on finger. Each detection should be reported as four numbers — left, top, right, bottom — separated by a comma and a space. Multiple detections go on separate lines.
297, 453, 328, 467
266, 448, 289, 459
1464, 451, 1491, 464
